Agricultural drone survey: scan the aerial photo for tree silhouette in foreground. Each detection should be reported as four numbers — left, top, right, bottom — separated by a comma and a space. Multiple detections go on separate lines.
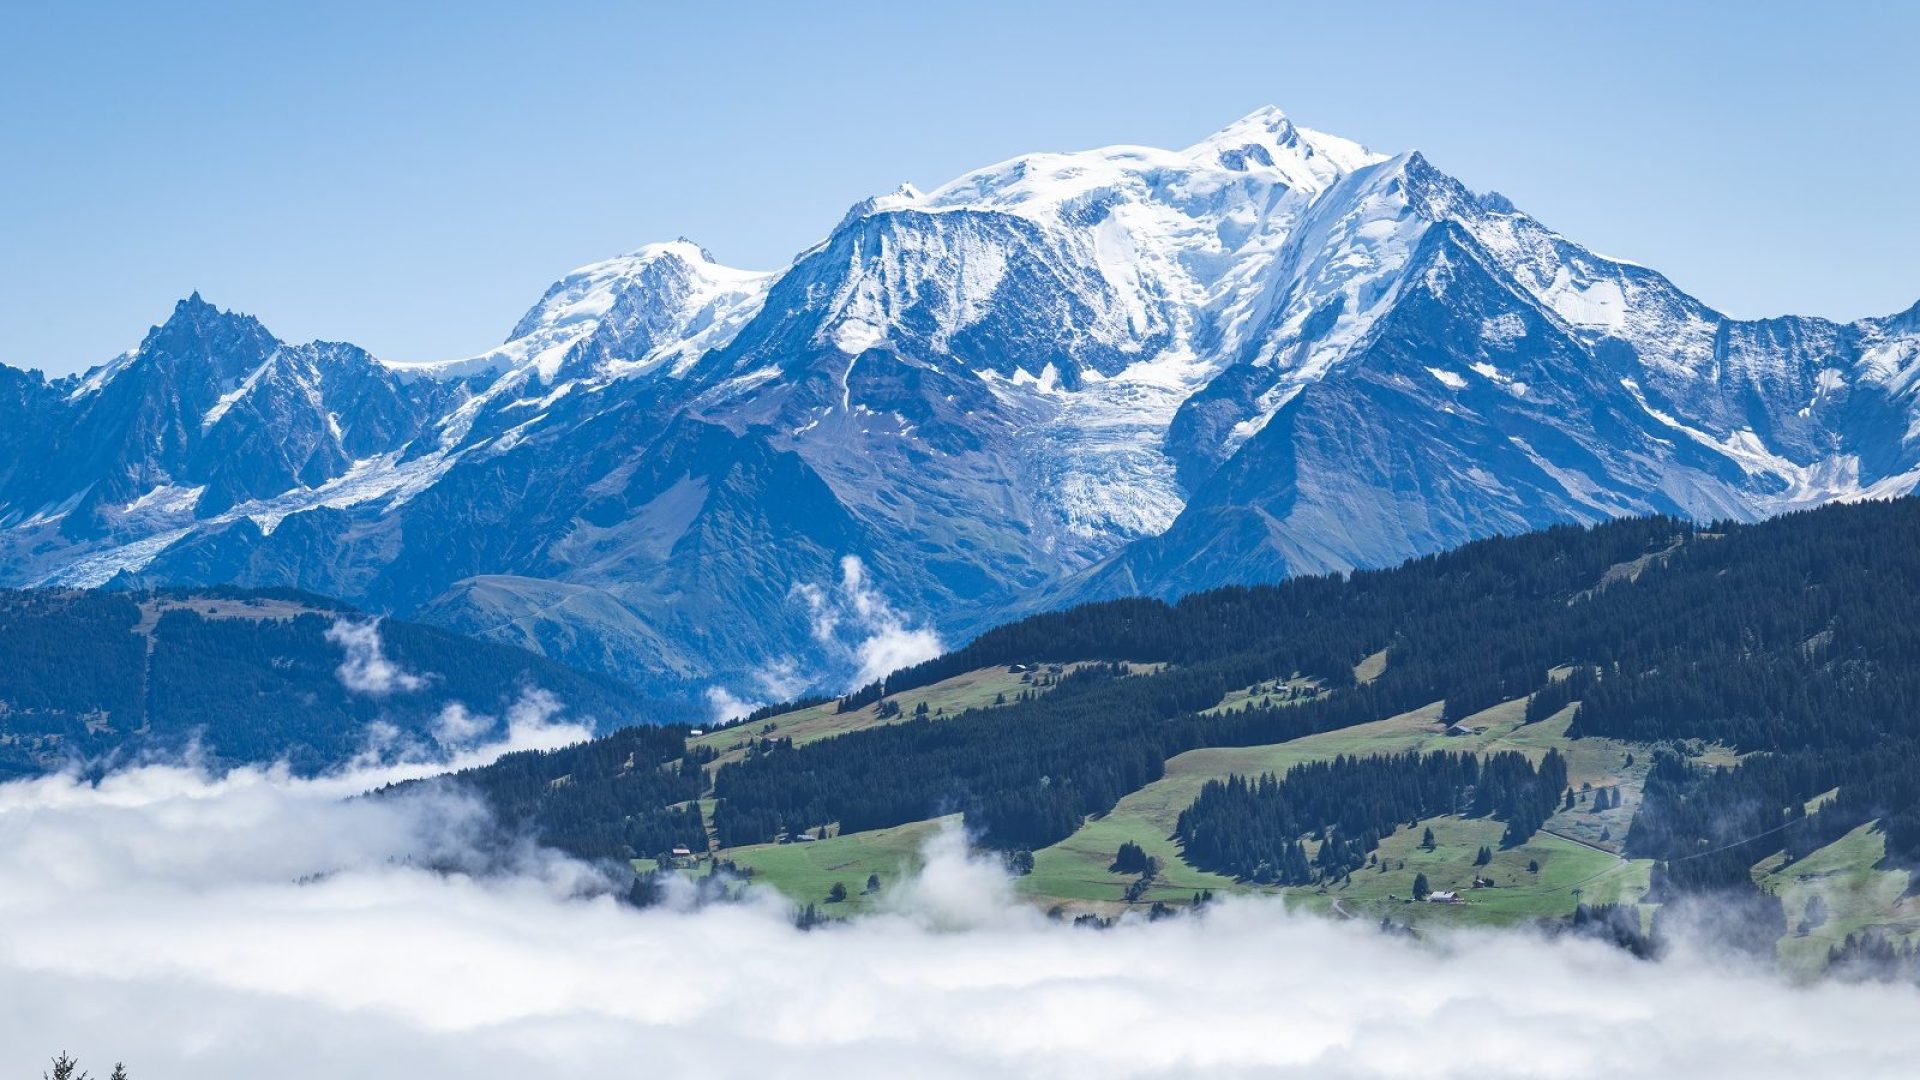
45, 1055, 128, 1080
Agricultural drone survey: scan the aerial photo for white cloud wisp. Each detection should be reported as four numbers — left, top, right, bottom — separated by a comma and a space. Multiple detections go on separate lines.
794, 554, 945, 691
324, 617, 426, 696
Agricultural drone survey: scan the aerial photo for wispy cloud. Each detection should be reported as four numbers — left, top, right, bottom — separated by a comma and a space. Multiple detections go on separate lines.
793, 555, 944, 690
704, 686, 758, 725
324, 618, 425, 696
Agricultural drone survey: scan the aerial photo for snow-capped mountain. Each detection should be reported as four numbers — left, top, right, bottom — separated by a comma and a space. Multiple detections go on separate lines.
3, 107, 1916, 706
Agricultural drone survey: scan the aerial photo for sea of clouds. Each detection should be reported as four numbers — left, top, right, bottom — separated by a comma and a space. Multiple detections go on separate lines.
4, 719, 1919, 1078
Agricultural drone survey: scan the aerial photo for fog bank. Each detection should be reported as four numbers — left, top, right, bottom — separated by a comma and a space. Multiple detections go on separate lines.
1, 748, 1913, 1079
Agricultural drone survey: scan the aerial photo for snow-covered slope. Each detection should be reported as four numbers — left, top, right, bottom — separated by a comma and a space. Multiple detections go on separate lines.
2, 107, 1915, 704
390, 240, 772, 384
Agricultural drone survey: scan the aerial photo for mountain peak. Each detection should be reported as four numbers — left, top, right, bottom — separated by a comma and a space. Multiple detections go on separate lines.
1186, 106, 1386, 182
1197, 105, 1297, 147
151, 292, 273, 344
172, 290, 217, 319
673, 237, 720, 263
837, 183, 925, 231
59, 293, 276, 401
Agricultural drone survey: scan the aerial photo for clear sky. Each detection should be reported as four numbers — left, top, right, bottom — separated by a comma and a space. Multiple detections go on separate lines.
3, 1, 1915, 376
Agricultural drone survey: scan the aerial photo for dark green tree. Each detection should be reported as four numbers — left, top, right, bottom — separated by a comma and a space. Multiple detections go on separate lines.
1110, 840, 1151, 874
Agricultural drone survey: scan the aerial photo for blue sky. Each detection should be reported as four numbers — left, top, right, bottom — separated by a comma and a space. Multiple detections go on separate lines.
3, 1, 1915, 375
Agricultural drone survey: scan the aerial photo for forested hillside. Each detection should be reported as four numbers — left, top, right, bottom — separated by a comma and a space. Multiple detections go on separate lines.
446, 497, 1920, 956
0, 587, 684, 776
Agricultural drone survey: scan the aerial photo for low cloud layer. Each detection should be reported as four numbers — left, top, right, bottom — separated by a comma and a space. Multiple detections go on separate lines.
3, 750, 1918, 1078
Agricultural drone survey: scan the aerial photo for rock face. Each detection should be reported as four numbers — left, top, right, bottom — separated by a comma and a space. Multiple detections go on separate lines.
2, 109, 1916, 705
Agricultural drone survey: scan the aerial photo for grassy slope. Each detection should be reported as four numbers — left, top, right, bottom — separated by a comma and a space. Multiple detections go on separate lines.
683, 658, 1884, 946
1018, 697, 1657, 920
688, 663, 1152, 771
1759, 824, 1920, 969
688, 664, 1670, 923
722, 817, 957, 913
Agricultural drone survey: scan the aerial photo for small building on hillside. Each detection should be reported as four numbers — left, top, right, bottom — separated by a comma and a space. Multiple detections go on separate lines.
1427, 890, 1461, 904
670, 846, 693, 858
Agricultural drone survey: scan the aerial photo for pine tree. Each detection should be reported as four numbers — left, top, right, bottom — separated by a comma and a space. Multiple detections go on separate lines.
865, 872, 882, 894
1421, 826, 1436, 851
1110, 840, 1151, 874
45, 1054, 88, 1080
1474, 845, 1492, 866
1413, 872, 1431, 900
827, 881, 848, 903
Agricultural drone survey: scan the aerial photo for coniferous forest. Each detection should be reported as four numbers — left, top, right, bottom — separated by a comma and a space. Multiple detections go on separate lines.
0, 587, 678, 776
1174, 749, 1567, 882
446, 497, 1920, 914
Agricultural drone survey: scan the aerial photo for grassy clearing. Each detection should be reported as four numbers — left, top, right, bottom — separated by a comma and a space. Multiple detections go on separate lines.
1353, 648, 1390, 684
1020, 807, 1240, 910
688, 663, 1155, 771
1317, 815, 1651, 929
1758, 823, 1920, 970
1202, 675, 1324, 716
723, 817, 956, 914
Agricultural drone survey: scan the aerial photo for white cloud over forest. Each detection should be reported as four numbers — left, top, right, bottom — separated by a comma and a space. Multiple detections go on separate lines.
3, 742, 1918, 1079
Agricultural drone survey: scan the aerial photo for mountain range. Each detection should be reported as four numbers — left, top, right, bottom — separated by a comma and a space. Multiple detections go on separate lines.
3, 107, 1916, 709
